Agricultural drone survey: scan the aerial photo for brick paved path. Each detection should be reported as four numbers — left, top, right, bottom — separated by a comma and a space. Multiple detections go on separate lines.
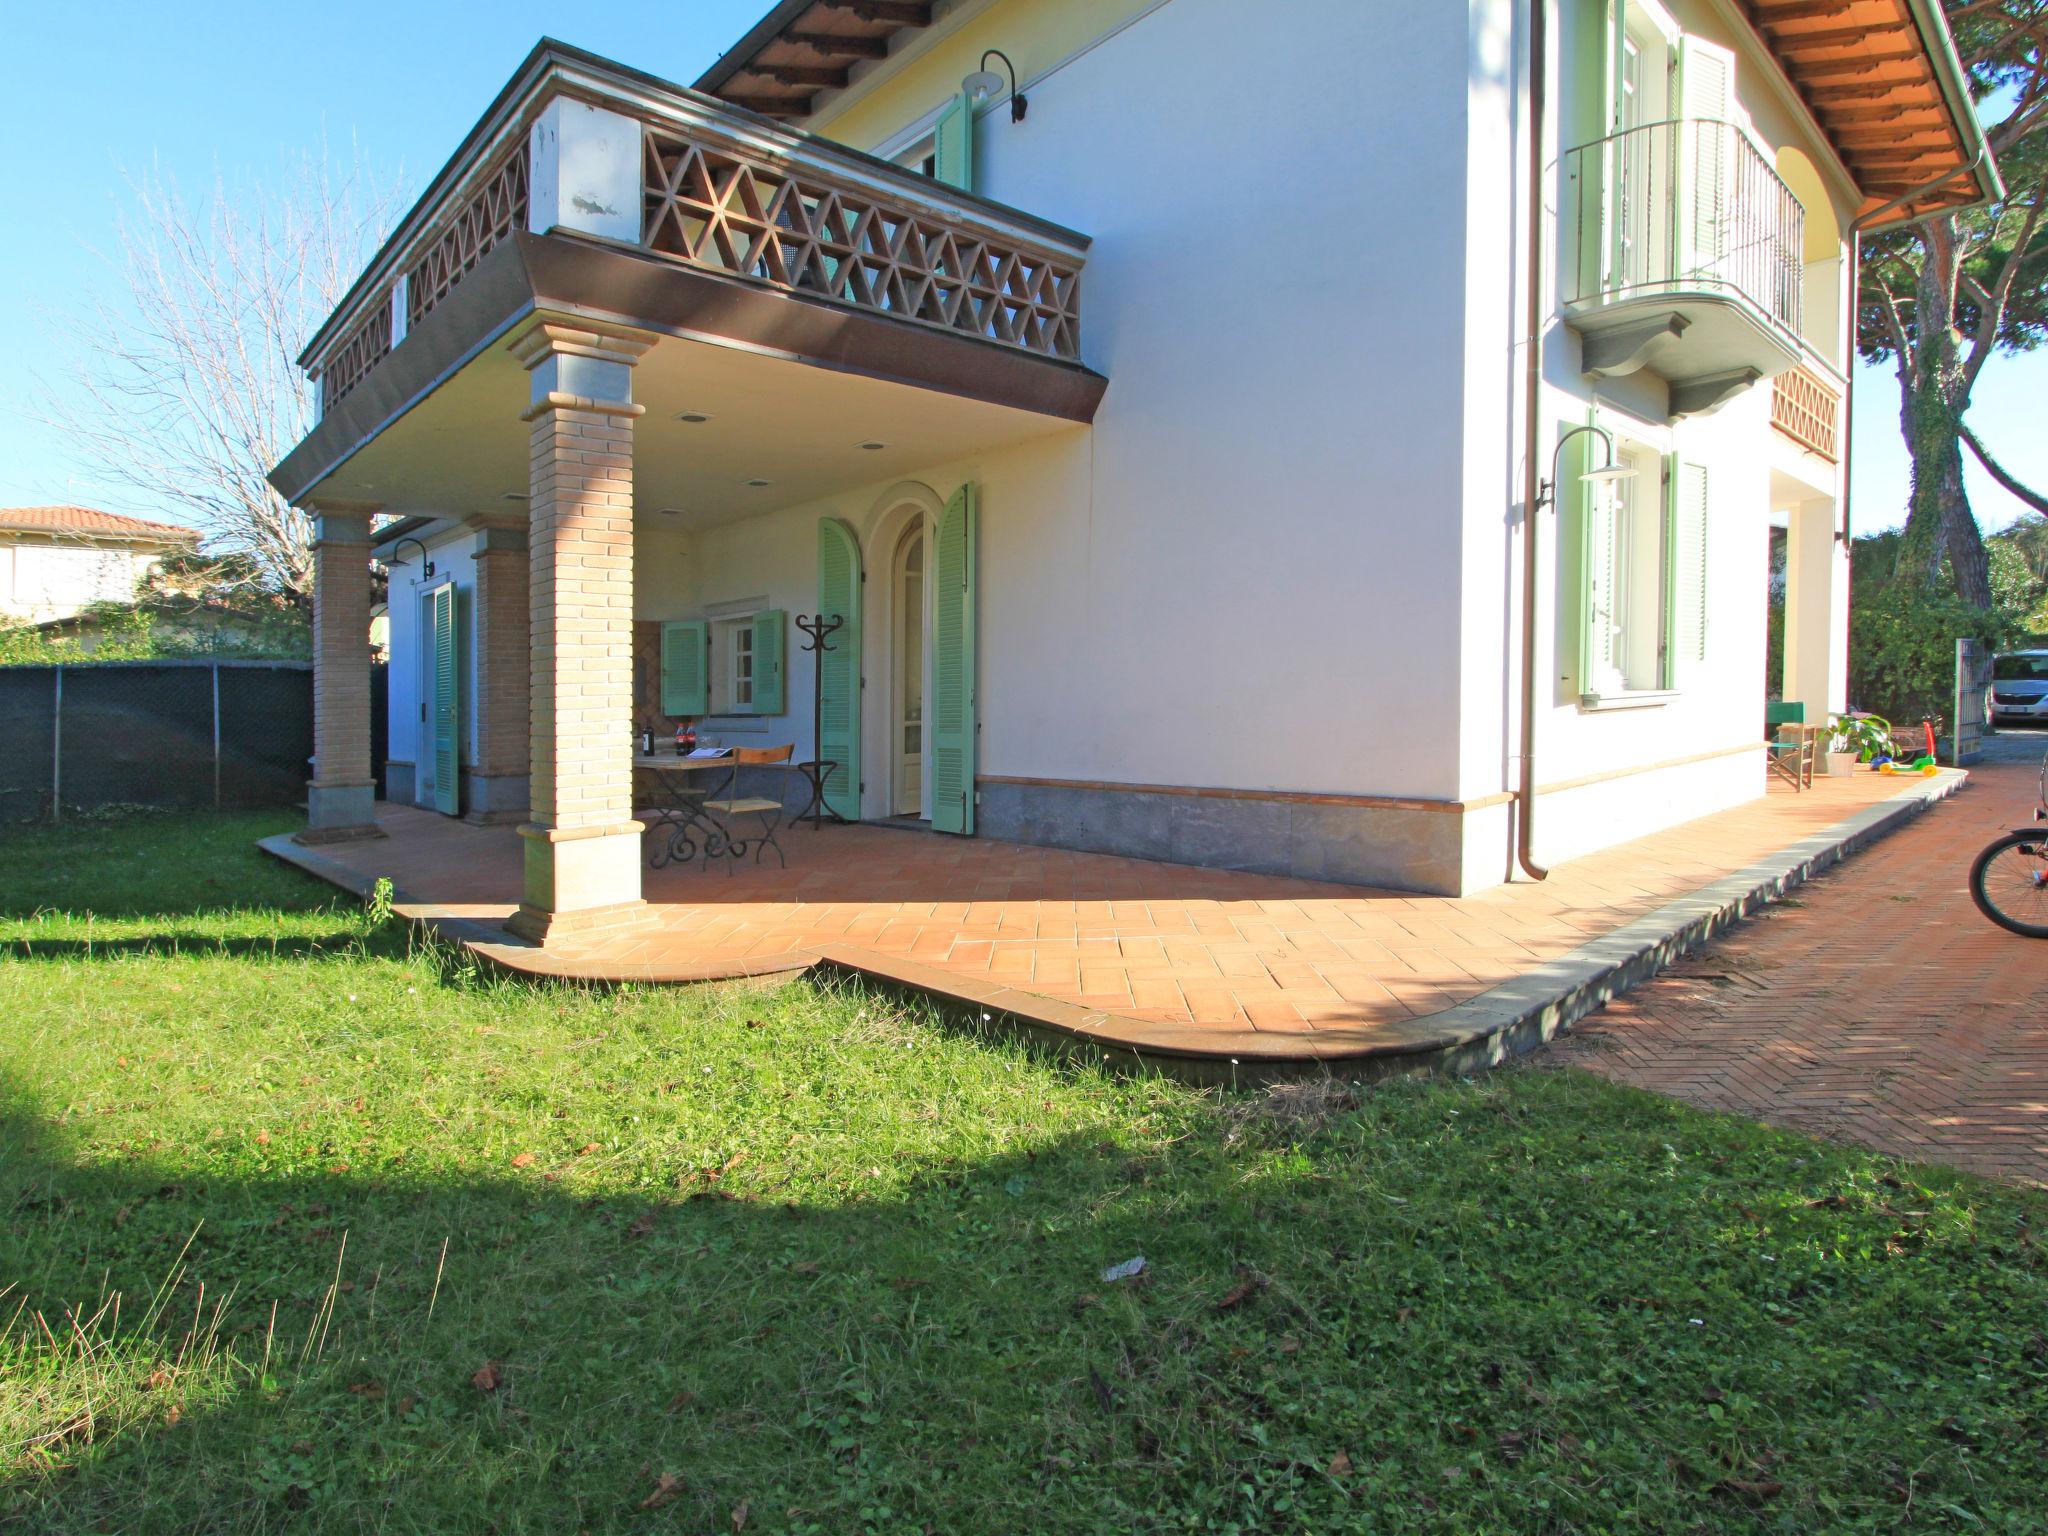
1549, 735, 2048, 1188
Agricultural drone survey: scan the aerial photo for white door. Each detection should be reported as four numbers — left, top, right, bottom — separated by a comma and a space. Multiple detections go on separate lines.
892, 524, 926, 817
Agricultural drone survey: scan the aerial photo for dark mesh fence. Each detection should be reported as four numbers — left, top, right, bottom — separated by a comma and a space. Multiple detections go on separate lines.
0, 662, 313, 822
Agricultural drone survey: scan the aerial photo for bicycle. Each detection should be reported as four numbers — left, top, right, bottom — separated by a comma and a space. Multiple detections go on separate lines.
1969, 750, 2048, 938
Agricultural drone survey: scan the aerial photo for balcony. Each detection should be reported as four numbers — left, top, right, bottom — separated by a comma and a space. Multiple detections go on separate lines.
1770, 363, 1841, 462
1560, 119, 1805, 418
282, 43, 1100, 505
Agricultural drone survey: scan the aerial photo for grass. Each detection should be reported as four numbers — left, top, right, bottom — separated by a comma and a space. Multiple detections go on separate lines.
1, 813, 2044, 1534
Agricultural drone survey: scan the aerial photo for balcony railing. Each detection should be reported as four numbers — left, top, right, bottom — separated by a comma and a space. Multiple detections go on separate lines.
300, 48, 1090, 414
1770, 362, 1841, 462
1561, 118, 1804, 340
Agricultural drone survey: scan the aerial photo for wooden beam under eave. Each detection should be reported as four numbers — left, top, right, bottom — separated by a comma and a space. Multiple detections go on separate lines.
817, 0, 933, 24
1750, 0, 1854, 23
1766, 22, 1879, 48
1796, 51, 1925, 80
754, 63, 852, 87
1820, 102, 1946, 124
722, 93, 814, 117
784, 30, 890, 58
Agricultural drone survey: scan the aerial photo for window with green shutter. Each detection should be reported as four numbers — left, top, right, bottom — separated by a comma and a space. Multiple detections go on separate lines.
661, 620, 708, 716
930, 484, 977, 836
932, 92, 974, 192
1666, 458, 1709, 684
430, 583, 460, 816
751, 608, 786, 715
816, 519, 863, 821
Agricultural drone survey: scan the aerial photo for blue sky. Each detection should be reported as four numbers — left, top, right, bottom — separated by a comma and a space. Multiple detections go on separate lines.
1, 1, 2042, 537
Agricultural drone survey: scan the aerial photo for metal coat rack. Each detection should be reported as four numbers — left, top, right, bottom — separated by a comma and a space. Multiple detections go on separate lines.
795, 612, 851, 830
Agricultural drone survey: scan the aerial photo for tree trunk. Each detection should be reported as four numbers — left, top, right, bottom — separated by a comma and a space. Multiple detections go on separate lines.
1897, 216, 1993, 607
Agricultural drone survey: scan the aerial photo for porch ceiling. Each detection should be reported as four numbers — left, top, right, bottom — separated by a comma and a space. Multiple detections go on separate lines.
297, 299, 1078, 527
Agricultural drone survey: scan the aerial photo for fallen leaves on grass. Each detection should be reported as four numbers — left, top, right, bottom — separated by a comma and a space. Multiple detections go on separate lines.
1327, 1451, 1354, 1477
640, 1472, 684, 1510
1216, 1272, 1266, 1311
730, 1499, 750, 1532
471, 1362, 502, 1392
510, 1152, 536, 1169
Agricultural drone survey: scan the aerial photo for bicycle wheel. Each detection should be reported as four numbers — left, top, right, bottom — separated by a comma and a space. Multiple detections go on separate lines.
1969, 829, 2048, 938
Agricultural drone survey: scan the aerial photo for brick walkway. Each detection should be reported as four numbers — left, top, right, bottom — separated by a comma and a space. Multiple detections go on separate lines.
267, 762, 1954, 1069
1549, 739, 2048, 1188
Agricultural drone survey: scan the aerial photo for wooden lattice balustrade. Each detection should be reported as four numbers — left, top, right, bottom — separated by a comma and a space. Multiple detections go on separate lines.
304, 56, 1090, 408
408, 147, 530, 331
641, 129, 1081, 361
320, 305, 392, 407
1770, 363, 1841, 462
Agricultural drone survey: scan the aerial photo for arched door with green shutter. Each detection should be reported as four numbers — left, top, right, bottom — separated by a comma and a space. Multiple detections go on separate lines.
930, 484, 977, 836
816, 518, 863, 822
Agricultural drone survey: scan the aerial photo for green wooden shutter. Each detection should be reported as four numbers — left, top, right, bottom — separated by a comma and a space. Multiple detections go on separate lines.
817, 518, 863, 821
431, 583, 460, 815
933, 92, 974, 192
931, 484, 978, 836
1676, 36, 1737, 282
1666, 458, 1709, 685
1565, 419, 1620, 701
661, 621, 708, 716
751, 608, 786, 715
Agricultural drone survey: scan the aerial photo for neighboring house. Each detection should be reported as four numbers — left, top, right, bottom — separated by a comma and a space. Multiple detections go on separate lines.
271, 0, 1993, 941
0, 506, 198, 624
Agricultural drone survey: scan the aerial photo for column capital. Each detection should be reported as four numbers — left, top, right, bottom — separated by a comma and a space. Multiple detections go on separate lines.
303, 500, 382, 546
510, 318, 654, 419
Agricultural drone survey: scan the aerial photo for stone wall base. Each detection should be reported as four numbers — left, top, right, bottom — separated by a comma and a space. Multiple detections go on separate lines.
975, 780, 1471, 895
463, 770, 531, 825
512, 821, 647, 943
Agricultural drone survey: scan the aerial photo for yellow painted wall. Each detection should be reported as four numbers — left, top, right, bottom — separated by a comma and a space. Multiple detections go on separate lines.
808, 0, 1166, 154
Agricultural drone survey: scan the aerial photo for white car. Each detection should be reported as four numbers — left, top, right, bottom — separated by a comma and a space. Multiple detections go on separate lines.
1991, 649, 2048, 726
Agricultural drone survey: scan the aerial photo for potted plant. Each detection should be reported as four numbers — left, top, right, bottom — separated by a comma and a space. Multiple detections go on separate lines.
1827, 712, 1891, 775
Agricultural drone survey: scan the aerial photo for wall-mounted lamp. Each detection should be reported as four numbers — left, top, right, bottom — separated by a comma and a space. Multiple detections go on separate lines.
389, 534, 434, 583
963, 50, 1026, 122
1534, 425, 1635, 512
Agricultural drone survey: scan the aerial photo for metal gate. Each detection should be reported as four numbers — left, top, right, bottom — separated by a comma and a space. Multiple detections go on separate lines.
1953, 638, 1991, 766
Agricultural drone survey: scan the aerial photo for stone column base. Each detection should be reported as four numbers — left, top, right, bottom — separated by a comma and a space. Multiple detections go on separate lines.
299, 779, 383, 844
506, 820, 649, 944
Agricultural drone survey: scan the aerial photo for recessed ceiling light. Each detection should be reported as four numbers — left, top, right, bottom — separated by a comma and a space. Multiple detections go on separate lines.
676, 411, 713, 424
656, 507, 685, 516
744, 478, 771, 488
501, 492, 530, 502
856, 440, 887, 451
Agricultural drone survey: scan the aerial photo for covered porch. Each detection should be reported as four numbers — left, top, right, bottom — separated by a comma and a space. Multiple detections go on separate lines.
272, 42, 1103, 941
263, 763, 1959, 1076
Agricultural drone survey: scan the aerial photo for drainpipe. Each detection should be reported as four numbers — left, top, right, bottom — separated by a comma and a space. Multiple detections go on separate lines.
1515, 0, 1551, 881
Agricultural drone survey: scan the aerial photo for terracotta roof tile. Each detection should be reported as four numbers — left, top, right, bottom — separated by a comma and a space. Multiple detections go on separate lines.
0, 505, 199, 544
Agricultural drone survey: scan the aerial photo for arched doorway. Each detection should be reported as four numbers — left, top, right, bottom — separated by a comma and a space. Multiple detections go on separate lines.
890, 520, 929, 818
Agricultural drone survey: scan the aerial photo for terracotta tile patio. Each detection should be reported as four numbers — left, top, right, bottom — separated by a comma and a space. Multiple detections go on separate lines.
265, 765, 1960, 1070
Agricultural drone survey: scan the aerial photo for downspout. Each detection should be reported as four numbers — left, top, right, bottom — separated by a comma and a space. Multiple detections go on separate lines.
1515, 0, 1551, 881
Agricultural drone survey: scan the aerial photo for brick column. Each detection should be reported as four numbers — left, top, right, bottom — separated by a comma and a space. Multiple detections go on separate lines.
466, 519, 531, 824
505, 320, 653, 943
299, 504, 383, 843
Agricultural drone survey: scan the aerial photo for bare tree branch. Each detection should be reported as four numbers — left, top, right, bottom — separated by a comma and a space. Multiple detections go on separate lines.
30, 146, 400, 600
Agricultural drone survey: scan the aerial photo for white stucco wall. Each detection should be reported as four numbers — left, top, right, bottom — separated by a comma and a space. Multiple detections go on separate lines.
0, 539, 165, 623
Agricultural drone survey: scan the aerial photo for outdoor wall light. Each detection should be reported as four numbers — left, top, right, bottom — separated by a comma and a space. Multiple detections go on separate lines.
1534, 424, 1635, 512
389, 535, 434, 583
963, 50, 1026, 121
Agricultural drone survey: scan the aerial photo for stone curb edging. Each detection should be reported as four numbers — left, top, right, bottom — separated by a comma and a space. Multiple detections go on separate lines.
257, 771, 1965, 1083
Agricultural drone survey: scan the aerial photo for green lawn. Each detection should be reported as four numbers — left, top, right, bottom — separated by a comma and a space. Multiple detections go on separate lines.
2, 814, 2044, 1534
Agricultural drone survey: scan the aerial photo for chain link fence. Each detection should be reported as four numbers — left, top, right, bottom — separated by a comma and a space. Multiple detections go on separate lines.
0, 661, 316, 823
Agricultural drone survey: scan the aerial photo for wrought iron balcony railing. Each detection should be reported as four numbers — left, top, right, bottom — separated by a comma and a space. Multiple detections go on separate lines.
1561, 118, 1804, 341
300, 46, 1090, 414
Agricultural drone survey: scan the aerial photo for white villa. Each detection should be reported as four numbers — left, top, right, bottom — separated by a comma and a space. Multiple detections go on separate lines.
0, 506, 198, 625
271, 0, 1993, 942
